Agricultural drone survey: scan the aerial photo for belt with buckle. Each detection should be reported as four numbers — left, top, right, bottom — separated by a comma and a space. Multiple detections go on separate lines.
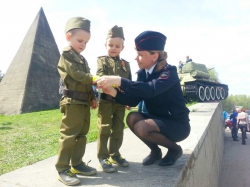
63, 89, 90, 102
100, 93, 116, 102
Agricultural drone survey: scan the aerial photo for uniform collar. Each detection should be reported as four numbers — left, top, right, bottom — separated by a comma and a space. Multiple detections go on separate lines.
69, 46, 81, 55
108, 55, 120, 60
145, 63, 157, 75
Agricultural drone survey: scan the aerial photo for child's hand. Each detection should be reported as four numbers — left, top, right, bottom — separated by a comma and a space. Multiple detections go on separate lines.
92, 76, 100, 85
92, 99, 98, 109
126, 106, 131, 110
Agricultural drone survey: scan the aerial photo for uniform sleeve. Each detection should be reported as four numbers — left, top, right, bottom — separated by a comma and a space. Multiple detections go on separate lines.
115, 90, 142, 107
118, 70, 179, 99
58, 54, 92, 85
96, 58, 105, 76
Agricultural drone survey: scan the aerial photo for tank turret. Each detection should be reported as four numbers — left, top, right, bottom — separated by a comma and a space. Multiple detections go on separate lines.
178, 62, 229, 102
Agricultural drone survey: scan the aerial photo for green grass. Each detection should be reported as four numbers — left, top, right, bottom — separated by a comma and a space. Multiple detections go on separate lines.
0, 108, 134, 175
186, 101, 197, 107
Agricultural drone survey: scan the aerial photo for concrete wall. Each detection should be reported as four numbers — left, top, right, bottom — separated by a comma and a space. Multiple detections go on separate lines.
176, 102, 224, 187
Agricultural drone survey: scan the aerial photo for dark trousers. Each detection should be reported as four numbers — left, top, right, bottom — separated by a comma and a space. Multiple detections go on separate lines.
232, 122, 238, 139
239, 124, 247, 144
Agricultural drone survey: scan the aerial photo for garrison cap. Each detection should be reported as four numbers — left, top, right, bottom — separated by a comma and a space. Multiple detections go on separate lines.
107, 25, 125, 40
65, 17, 91, 33
135, 31, 166, 51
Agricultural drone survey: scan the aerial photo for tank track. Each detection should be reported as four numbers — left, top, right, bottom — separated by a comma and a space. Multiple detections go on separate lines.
184, 81, 228, 102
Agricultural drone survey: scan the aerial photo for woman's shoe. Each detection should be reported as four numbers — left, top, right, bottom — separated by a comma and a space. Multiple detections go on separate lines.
142, 149, 162, 165
158, 146, 182, 166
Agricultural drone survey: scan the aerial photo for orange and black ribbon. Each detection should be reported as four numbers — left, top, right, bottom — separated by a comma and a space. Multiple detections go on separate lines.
121, 60, 127, 72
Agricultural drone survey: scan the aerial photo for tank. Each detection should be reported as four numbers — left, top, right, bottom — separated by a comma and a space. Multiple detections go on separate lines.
178, 62, 229, 102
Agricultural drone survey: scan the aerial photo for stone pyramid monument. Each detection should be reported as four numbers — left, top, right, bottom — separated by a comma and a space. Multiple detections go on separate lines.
0, 7, 61, 115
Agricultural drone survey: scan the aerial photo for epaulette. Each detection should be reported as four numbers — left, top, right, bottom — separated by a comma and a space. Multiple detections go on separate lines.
121, 58, 130, 64
97, 55, 106, 59
163, 64, 169, 70
63, 46, 72, 52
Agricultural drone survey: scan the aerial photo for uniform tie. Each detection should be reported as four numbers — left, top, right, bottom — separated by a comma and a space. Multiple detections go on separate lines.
147, 72, 150, 79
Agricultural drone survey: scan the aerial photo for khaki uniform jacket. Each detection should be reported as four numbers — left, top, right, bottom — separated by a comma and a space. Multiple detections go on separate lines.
96, 56, 132, 80
58, 47, 95, 106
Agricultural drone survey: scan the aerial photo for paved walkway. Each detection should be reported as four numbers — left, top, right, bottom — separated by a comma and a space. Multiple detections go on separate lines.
220, 129, 250, 187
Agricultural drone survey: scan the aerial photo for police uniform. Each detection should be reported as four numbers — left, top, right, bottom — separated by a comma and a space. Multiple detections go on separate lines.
114, 31, 190, 143
96, 26, 132, 161
116, 65, 190, 141
55, 17, 96, 175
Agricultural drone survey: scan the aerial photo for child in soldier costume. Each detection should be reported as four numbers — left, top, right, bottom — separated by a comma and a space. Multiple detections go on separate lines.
96, 25, 132, 172
56, 17, 97, 186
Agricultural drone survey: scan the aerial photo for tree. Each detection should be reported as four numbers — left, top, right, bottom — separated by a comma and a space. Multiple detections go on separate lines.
222, 94, 250, 112
0, 70, 4, 82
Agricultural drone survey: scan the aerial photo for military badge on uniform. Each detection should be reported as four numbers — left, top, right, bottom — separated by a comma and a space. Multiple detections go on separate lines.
158, 71, 170, 80
121, 60, 127, 72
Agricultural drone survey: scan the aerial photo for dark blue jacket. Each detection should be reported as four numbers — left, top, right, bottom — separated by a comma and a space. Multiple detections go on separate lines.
232, 111, 238, 124
115, 64, 189, 121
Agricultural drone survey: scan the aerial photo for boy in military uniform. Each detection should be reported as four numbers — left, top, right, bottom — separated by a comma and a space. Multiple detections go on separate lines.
96, 25, 132, 172
56, 17, 97, 186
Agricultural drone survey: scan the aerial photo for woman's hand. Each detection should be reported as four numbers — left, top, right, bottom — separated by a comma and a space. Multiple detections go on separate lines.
102, 87, 117, 97
95, 76, 121, 89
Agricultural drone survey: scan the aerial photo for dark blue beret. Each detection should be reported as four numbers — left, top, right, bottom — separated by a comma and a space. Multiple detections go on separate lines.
135, 31, 167, 51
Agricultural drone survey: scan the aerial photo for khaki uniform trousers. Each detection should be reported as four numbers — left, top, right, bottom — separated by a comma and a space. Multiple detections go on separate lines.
97, 100, 125, 159
55, 104, 90, 172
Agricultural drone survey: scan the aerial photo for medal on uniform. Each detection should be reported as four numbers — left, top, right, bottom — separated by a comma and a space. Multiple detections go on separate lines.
122, 60, 127, 72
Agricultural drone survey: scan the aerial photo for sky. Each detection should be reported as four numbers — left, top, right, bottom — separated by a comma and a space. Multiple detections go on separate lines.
0, 0, 250, 95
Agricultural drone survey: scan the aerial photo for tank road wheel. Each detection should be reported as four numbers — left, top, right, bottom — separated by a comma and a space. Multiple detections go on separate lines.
220, 87, 226, 100
198, 86, 205, 101
216, 87, 220, 100
205, 86, 210, 101
210, 87, 215, 100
